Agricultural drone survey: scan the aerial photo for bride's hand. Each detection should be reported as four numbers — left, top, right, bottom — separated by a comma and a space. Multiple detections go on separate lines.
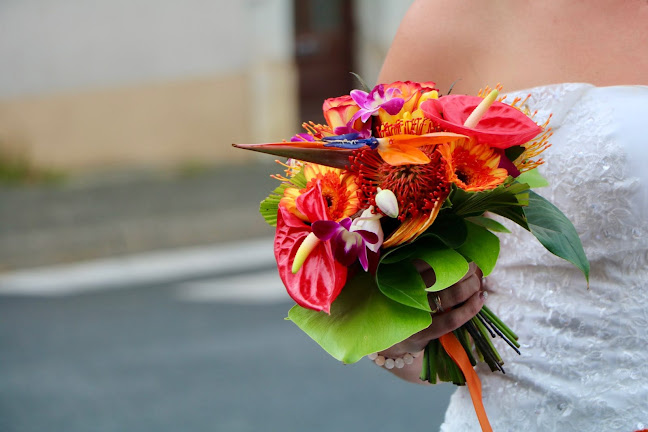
376, 262, 486, 382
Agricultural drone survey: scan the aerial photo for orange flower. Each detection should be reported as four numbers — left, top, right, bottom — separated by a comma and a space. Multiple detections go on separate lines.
378, 81, 439, 124
437, 138, 508, 192
295, 95, 368, 140
280, 163, 360, 222
322, 95, 363, 131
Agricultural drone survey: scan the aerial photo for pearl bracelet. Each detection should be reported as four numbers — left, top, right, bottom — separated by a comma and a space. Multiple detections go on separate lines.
367, 351, 421, 369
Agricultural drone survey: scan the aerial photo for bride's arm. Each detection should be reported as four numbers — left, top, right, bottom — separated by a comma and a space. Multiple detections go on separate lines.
377, 0, 493, 95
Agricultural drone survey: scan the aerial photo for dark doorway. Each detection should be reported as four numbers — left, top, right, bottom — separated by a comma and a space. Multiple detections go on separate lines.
294, 0, 355, 125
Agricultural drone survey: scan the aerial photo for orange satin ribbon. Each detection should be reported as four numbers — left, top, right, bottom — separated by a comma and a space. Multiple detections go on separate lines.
439, 333, 493, 432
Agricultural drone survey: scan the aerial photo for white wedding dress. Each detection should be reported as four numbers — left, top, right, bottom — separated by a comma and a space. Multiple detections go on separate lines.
440, 83, 648, 432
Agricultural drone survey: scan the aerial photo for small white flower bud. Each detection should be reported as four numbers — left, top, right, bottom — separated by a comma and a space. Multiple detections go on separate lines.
375, 188, 399, 218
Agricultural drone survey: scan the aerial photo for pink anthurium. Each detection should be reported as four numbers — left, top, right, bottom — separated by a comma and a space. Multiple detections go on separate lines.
421, 94, 542, 148
274, 183, 347, 314
311, 217, 380, 271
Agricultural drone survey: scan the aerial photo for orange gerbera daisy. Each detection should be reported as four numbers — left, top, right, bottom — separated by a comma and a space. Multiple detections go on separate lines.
280, 163, 360, 222
437, 139, 508, 192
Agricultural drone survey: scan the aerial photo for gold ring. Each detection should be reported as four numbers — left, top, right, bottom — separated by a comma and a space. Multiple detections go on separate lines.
432, 295, 444, 314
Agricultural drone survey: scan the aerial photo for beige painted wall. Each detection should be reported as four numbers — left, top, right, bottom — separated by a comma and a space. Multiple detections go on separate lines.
0, 0, 297, 174
0, 0, 414, 174
0, 63, 298, 172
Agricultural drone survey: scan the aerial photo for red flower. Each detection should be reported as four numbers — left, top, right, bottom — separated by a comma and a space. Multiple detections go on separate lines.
274, 182, 347, 313
421, 95, 542, 149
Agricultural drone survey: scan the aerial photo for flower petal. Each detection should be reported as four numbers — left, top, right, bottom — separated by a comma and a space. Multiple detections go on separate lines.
332, 230, 360, 267
377, 142, 431, 166
291, 133, 315, 142
350, 208, 384, 253
421, 95, 542, 148
295, 182, 329, 223
232, 141, 353, 170
380, 98, 405, 115
383, 199, 443, 247
350, 89, 370, 107
339, 217, 352, 231
275, 204, 347, 314
357, 243, 369, 271
353, 229, 379, 245
312, 220, 342, 241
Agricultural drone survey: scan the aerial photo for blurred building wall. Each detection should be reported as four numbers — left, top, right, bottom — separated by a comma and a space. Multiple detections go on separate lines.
0, 0, 412, 173
354, 0, 413, 87
0, 0, 297, 172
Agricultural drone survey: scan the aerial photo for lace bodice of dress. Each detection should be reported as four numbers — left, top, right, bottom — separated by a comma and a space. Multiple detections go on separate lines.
440, 83, 648, 432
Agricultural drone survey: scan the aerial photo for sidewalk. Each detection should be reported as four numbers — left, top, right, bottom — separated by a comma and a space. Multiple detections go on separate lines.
0, 161, 279, 272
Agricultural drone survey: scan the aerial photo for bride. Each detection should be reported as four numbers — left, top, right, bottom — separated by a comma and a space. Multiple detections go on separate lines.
375, 1, 648, 430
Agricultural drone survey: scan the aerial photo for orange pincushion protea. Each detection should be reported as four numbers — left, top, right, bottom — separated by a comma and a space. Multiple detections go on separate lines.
437, 138, 508, 192
280, 163, 360, 222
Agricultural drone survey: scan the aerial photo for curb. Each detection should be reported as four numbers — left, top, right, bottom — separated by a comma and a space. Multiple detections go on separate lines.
0, 237, 275, 296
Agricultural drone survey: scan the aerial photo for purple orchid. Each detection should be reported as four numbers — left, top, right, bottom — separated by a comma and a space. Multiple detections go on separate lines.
311, 217, 380, 271
350, 84, 405, 123
333, 120, 372, 139
349, 207, 384, 253
290, 133, 316, 142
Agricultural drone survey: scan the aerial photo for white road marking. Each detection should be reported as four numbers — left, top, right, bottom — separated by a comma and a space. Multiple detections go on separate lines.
174, 270, 289, 304
0, 238, 275, 296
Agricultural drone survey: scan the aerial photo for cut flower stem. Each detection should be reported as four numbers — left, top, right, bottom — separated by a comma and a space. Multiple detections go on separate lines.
420, 306, 520, 384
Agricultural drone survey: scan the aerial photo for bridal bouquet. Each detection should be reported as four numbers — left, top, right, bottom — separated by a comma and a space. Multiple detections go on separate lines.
234, 79, 589, 431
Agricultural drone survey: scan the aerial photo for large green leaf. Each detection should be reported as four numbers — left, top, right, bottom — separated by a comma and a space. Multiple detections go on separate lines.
376, 255, 430, 311
258, 170, 307, 226
288, 272, 431, 364
376, 237, 469, 308
379, 215, 467, 266
523, 191, 590, 282
451, 180, 530, 217
457, 221, 500, 276
421, 213, 468, 249
379, 241, 418, 265
491, 205, 529, 230
259, 183, 288, 226
419, 245, 469, 292
516, 168, 549, 188
465, 215, 511, 233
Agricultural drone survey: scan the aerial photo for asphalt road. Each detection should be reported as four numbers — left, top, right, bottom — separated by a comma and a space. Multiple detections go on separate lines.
0, 162, 278, 271
0, 261, 454, 432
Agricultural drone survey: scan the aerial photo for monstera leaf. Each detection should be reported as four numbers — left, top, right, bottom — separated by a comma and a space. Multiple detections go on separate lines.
457, 221, 500, 277
288, 272, 431, 364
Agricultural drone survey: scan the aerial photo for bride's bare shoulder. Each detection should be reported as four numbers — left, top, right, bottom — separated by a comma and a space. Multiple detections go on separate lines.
377, 0, 498, 93
379, 0, 648, 91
